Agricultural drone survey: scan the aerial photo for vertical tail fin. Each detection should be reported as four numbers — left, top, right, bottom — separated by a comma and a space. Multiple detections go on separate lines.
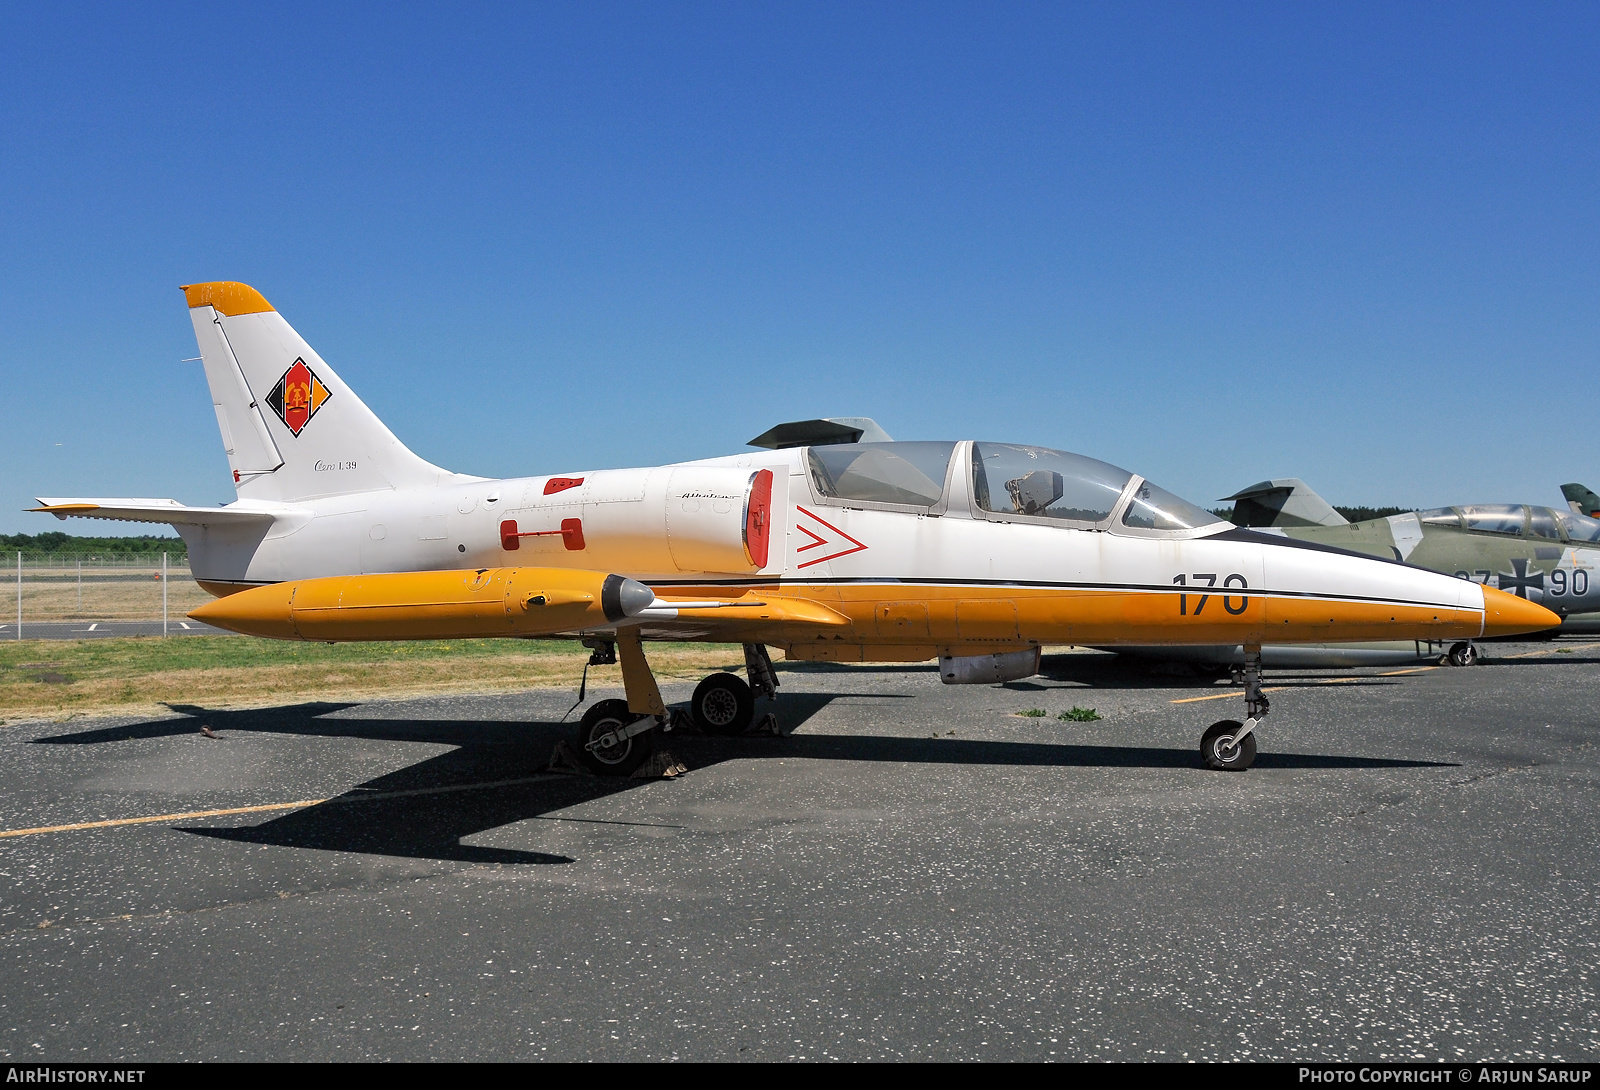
183, 282, 469, 502
1561, 482, 1600, 518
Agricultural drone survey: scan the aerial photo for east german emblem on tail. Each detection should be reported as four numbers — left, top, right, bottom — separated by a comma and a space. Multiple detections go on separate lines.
266, 358, 331, 437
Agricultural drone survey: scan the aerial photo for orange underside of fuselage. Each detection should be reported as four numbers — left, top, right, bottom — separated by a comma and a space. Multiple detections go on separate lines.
649, 582, 1488, 658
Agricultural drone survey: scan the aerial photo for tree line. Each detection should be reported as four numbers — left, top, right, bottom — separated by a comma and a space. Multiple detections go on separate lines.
0, 532, 187, 557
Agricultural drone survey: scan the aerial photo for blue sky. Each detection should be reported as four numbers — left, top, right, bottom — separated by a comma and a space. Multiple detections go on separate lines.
2, 2, 1597, 534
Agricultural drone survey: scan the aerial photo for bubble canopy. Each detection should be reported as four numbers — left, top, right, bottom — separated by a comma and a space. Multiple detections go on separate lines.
805, 441, 1223, 533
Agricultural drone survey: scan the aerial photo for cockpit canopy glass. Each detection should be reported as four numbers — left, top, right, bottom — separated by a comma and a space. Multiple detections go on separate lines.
1121, 479, 1226, 532
1528, 507, 1561, 540
972, 443, 1134, 524
1459, 504, 1525, 536
1558, 511, 1600, 543
807, 442, 957, 507
1418, 508, 1462, 529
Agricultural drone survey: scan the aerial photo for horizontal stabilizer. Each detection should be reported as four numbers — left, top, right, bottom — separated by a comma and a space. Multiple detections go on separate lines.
31, 498, 277, 526
1220, 478, 1348, 528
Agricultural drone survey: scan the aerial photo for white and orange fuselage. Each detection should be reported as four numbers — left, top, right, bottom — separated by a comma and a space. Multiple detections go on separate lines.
185, 445, 1553, 655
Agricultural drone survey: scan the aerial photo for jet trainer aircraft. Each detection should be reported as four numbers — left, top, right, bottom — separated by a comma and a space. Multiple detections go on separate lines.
1224, 478, 1600, 640
33, 283, 1556, 774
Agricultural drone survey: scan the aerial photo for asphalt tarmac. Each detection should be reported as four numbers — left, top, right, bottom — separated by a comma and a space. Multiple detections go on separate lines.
1, 641, 1596, 1061
0, 621, 233, 640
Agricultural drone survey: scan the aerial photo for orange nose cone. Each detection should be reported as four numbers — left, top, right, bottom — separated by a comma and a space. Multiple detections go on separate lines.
189, 583, 300, 640
1479, 585, 1561, 638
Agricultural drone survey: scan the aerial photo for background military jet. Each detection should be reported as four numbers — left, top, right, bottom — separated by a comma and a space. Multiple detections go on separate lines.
1223, 479, 1600, 636
1561, 483, 1600, 519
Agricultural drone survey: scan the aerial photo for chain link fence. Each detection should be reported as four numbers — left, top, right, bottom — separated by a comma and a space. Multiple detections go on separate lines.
6, 552, 212, 634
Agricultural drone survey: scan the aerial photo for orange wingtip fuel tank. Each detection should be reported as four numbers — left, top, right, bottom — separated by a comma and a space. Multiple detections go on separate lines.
1479, 585, 1561, 638
189, 568, 655, 641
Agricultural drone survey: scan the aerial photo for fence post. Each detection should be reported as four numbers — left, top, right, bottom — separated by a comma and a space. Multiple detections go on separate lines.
77, 558, 82, 612
162, 552, 169, 637
14, 551, 20, 641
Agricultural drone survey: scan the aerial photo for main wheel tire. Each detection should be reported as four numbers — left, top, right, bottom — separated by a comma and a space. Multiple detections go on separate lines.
1448, 642, 1479, 667
1200, 719, 1257, 771
575, 698, 654, 777
692, 673, 755, 735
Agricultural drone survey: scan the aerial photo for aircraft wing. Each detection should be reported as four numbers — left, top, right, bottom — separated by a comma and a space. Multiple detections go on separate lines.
622, 591, 851, 643
30, 498, 277, 526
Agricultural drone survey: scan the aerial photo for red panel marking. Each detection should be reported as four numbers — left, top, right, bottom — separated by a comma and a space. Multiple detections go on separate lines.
794, 506, 867, 569
560, 517, 585, 551
544, 477, 584, 496
500, 517, 585, 550
743, 469, 773, 568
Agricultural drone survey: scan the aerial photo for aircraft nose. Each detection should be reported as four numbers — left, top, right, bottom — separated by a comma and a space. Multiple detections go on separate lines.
1480, 585, 1560, 638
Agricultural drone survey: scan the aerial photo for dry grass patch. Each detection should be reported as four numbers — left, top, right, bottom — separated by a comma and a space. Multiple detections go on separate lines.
0, 637, 747, 723
14, 568, 213, 622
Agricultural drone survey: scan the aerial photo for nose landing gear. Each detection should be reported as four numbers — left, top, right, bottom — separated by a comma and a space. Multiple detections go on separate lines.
1201, 647, 1266, 771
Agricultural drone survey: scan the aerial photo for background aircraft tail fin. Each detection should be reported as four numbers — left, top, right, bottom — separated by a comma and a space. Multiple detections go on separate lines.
1561, 482, 1600, 518
182, 282, 472, 503
1221, 478, 1349, 528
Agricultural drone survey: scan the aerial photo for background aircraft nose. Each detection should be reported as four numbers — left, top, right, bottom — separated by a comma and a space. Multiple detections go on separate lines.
1480, 585, 1560, 638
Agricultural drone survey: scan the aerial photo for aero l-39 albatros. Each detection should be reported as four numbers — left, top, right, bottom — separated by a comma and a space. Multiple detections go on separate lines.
32, 283, 1555, 773
1224, 478, 1600, 644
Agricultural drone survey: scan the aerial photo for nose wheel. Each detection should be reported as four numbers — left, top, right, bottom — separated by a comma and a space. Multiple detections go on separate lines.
1201, 719, 1257, 770
1200, 647, 1266, 771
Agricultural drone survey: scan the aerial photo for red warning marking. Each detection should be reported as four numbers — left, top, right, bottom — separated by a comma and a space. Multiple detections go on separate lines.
794, 506, 867, 569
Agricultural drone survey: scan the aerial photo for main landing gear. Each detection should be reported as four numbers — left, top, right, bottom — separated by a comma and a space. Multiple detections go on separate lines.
573, 637, 781, 776
1443, 641, 1479, 667
689, 643, 779, 735
1200, 647, 1267, 771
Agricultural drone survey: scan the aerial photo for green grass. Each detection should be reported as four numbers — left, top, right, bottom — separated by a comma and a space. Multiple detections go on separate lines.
1058, 706, 1101, 722
1015, 707, 1047, 717
0, 635, 618, 674
0, 636, 745, 722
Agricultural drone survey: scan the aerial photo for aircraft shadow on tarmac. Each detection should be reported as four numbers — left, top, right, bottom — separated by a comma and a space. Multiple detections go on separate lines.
30, 688, 1455, 867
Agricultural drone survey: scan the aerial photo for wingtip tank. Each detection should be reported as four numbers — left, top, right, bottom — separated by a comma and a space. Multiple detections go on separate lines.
190, 568, 656, 641
1479, 584, 1561, 638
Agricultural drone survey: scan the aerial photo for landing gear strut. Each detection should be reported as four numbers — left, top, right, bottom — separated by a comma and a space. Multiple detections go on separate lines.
574, 629, 665, 776
1201, 647, 1266, 771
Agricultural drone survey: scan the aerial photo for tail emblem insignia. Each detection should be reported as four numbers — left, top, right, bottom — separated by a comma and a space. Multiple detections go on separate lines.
265, 358, 331, 437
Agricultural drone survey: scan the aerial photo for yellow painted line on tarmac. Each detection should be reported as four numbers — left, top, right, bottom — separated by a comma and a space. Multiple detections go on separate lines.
1170, 664, 1444, 704
0, 774, 560, 841
1503, 641, 1600, 659
0, 800, 325, 839
1171, 687, 1289, 704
